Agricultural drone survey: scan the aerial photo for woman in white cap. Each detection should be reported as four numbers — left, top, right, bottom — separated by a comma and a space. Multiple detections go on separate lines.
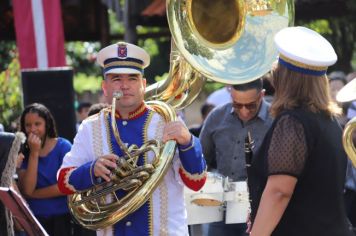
248, 27, 354, 236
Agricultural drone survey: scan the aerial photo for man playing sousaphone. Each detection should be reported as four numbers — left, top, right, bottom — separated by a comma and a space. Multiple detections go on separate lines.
57, 42, 207, 236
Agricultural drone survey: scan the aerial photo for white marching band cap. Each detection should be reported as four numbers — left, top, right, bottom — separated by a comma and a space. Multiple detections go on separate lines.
336, 77, 356, 102
97, 42, 150, 75
274, 26, 337, 76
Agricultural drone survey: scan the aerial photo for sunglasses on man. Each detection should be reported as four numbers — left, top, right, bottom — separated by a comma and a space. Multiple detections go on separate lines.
232, 94, 262, 111
232, 101, 258, 110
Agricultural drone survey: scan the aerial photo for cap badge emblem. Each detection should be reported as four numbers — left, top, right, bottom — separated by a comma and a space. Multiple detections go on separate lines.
118, 44, 127, 58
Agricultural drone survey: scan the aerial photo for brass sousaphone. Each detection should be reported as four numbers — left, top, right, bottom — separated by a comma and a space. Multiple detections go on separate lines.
337, 78, 356, 167
69, 0, 294, 230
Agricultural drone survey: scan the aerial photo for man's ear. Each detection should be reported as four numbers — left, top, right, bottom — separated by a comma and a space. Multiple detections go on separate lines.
102, 80, 107, 97
261, 89, 266, 97
142, 78, 147, 89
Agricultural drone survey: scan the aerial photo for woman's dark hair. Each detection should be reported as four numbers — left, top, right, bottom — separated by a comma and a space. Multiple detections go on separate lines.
19, 103, 58, 149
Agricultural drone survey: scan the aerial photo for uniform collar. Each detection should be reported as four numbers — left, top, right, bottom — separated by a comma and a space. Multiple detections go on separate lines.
114, 102, 148, 120
257, 99, 270, 121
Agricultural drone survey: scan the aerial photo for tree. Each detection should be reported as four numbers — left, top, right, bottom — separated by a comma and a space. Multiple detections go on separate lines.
328, 17, 355, 73
0, 56, 22, 131
0, 41, 16, 72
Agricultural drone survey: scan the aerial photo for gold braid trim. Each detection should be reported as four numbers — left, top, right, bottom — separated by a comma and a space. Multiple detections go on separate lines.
104, 111, 114, 153
91, 112, 104, 186
114, 103, 147, 120
179, 136, 195, 152
64, 168, 77, 192
159, 183, 168, 236
92, 112, 104, 158
154, 114, 169, 236
144, 110, 154, 236
279, 54, 328, 71
97, 111, 114, 235
104, 61, 144, 70
128, 103, 147, 119
148, 196, 154, 236
180, 165, 208, 181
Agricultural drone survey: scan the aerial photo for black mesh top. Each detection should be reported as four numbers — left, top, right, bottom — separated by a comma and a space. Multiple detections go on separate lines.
267, 115, 307, 177
249, 109, 353, 236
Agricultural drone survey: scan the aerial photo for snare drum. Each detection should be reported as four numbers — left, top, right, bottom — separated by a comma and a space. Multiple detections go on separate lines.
184, 172, 225, 225
224, 181, 250, 224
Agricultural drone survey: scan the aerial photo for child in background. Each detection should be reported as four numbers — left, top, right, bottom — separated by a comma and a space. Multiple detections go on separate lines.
17, 103, 72, 236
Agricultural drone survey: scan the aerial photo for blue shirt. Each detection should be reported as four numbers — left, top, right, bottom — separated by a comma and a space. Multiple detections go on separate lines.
22, 137, 72, 217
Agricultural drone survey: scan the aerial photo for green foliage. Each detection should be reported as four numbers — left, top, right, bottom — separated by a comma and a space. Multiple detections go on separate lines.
141, 38, 160, 58
66, 41, 103, 94
0, 57, 23, 130
204, 81, 226, 94
0, 41, 16, 71
109, 10, 125, 35
154, 72, 168, 82
66, 41, 101, 76
73, 72, 103, 93
139, 37, 171, 85
303, 19, 332, 35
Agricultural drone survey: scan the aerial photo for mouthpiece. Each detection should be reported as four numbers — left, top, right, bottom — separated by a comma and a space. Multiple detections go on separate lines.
113, 91, 123, 99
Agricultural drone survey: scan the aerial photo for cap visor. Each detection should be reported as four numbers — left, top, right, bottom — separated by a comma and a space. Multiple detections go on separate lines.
105, 68, 142, 75
336, 78, 356, 102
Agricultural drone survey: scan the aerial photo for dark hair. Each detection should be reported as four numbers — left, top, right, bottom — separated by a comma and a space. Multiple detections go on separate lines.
77, 102, 92, 112
88, 103, 109, 116
201, 103, 215, 120
232, 78, 263, 92
261, 71, 275, 96
19, 103, 58, 147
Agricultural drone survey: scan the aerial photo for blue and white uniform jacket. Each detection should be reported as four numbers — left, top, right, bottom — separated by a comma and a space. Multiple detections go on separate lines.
58, 104, 207, 236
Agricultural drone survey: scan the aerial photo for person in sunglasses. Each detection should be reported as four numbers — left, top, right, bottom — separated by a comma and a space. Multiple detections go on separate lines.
199, 78, 273, 236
